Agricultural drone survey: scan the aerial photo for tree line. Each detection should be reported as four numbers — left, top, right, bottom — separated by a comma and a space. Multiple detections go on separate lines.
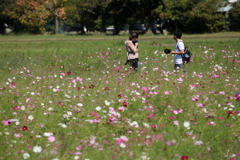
0, 0, 239, 34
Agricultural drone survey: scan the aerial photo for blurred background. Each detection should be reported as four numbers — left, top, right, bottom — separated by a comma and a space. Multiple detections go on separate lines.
0, 0, 239, 35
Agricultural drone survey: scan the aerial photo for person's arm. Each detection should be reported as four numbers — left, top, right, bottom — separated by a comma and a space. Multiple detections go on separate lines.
171, 49, 184, 55
135, 42, 139, 48
128, 42, 138, 53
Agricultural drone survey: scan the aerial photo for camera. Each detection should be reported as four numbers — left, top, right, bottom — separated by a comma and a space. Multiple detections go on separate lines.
164, 49, 171, 54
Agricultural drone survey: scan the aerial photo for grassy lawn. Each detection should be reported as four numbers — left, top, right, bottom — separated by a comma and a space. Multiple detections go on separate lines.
0, 33, 239, 160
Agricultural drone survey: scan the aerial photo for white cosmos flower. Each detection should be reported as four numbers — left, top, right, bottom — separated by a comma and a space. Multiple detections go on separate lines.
23, 153, 30, 159
36, 135, 41, 138
43, 132, 53, 137
21, 106, 25, 110
58, 123, 67, 128
33, 146, 42, 153
67, 111, 72, 116
74, 156, 80, 160
77, 103, 83, 107
119, 143, 126, 148
183, 121, 190, 129
143, 123, 150, 128
48, 107, 54, 111
105, 100, 111, 106
194, 140, 203, 145
28, 115, 34, 120
129, 121, 139, 128
95, 106, 101, 111
141, 152, 150, 160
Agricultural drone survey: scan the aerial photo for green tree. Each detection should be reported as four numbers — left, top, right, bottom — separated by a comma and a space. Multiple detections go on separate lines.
106, 0, 164, 34
154, 0, 226, 33
3, 0, 51, 34
46, 0, 67, 34
229, 2, 240, 31
188, 0, 226, 33
65, 0, 110, 34
0, 0, 19, 33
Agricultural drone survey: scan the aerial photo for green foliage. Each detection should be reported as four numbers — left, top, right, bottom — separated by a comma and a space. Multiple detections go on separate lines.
229, 2, 240, 31
159, 0, 226, 33
3, 0, 51, 34
188, 0, 226, 33
0, 0, 239, 34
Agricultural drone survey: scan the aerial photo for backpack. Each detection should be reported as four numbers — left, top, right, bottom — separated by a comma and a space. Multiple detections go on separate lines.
182, 47, 192, 64
177, 41, 192, 64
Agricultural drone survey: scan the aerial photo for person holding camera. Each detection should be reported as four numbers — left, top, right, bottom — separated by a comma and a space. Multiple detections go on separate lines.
125, 32, 139, 71
171, 29, 185, 71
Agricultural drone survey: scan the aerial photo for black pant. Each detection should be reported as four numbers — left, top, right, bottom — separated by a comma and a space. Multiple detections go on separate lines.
129, 58, 139, 69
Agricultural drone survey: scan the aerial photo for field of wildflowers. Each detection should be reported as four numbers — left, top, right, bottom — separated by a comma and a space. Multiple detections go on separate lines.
0, 34, 240, 160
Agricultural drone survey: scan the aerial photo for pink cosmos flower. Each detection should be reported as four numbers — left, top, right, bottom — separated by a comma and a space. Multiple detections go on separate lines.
207, 121, 217, 126
118, 107, 124, 111
225, 123, 232, 127
145, 139, 152, 145
219, 91, 225, 95
13, 106, 19, 110
142, 87, 147, 92
121, 136, 129, 142
192, 95, 199, 101
122, 101, 128, 107
147, 113, 154, 118
22, 126, 28, 131
164, 91, 170, 95
177, 78, 183, 82
235, 94, 240, 101
197, 103, 204, 107
177, 108, 183, 113
2, 120, 12, 125
166, 139, 177, 146
152, 125, 157, 131
116, 66, 120, 72
173, 120, 179, 125
181, 155, 189, 160
227, 111, 234, 115
218, 117, 224, 120
116, 139, 124, 144
48, 136, 56, 142
147, 107, 153, 111
76, 146, 84, 150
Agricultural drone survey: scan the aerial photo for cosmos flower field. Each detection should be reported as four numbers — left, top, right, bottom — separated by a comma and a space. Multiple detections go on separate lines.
0, 34, 239, 160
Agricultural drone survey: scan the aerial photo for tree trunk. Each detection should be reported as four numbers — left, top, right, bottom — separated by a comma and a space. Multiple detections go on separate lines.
53, 0, 59, 34
100, 10, 106, 33
55, 16, 59, 34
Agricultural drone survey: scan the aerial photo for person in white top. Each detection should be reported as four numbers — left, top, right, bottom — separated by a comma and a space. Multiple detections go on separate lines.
171, 29, 185, 70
